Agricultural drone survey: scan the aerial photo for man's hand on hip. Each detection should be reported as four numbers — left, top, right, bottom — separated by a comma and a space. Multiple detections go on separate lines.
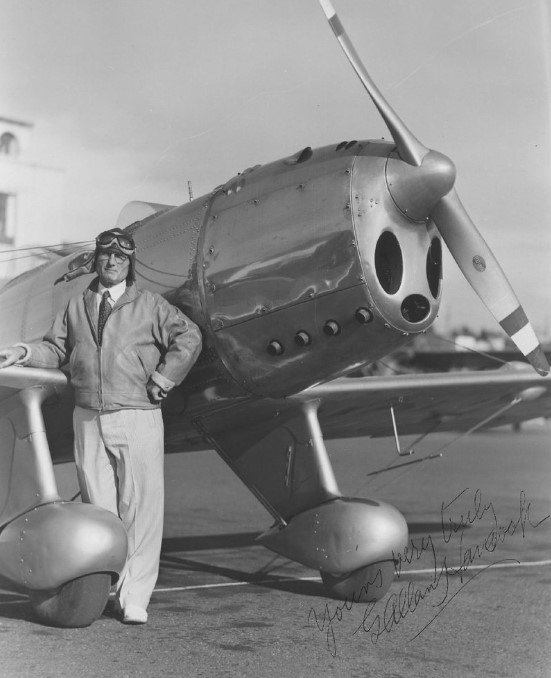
146, 377, 168, 403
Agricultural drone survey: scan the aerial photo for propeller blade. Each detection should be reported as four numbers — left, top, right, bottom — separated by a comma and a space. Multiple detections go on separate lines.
318, 0, 548, 376
431, 190, 549, 375
317, 0, 427, 166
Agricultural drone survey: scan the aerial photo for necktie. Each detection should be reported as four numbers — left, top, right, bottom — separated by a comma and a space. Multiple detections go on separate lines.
98, 290, 112, 345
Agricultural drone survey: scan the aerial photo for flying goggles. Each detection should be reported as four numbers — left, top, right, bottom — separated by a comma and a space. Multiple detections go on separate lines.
96, 231, 136, 255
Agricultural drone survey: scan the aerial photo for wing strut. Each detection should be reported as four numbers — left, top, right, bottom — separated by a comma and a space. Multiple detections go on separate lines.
367, 387, 544, 480
389, 404, 414, 457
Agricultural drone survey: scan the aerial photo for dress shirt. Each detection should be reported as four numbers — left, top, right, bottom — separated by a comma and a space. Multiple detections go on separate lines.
96, 280, 127, 315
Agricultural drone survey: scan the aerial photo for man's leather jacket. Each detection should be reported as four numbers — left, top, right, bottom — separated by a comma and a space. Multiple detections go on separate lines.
24, 279, 202, 410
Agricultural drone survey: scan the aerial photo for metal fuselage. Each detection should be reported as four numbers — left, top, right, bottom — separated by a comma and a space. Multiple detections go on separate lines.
0, 139, 442, 454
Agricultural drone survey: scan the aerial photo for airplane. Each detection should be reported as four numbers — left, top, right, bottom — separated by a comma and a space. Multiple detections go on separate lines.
0, 0, 550, 628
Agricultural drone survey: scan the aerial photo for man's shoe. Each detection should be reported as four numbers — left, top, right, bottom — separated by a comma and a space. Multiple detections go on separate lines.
122, 605, 148, 624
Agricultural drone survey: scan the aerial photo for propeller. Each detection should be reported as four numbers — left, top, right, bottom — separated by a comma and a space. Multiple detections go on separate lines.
317, 0, 549, 376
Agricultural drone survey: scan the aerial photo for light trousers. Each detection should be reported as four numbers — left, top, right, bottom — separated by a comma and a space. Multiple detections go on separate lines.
73, 406, 165, 610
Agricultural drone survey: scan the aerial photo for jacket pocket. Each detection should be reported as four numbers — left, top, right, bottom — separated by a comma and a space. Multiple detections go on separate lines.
135, 347, 150, 378
135, 345, 160, 378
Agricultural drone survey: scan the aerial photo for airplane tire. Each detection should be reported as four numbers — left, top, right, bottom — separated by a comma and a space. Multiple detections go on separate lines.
29, 573, 112, 628
321, 560, 395, 603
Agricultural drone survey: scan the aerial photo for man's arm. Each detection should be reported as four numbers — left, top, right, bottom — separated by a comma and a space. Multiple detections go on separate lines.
25, 306, 71, 369
0, 307, 71, 370
150, 297, 202, 393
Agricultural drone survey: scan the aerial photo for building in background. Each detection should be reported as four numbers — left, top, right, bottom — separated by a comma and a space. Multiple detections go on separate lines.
0, 116, 65, 282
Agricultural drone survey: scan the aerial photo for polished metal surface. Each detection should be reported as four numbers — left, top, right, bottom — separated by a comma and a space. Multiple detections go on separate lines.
198, 141, 440, 398
352, 147, 441, 333
0, 502, 127, 590
0, 386, 62, 528
385, 149, 456, 222
258, 496, 408, 574
202, 154, 359, 329
130, 200, 206, 314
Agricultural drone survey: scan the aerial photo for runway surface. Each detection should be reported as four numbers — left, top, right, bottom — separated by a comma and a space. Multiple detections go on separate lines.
0, 421, 549, 677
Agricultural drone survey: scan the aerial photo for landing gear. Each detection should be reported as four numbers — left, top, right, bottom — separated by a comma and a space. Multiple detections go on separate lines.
29, 573, 112, 628
321, 560, 395, 602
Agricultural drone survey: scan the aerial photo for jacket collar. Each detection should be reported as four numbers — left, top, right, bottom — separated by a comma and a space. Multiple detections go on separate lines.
83, 279, 139, 339
85, 278, 138, 303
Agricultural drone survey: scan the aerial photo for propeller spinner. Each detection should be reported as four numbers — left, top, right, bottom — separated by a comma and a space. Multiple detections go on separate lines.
318, 0, 549, 376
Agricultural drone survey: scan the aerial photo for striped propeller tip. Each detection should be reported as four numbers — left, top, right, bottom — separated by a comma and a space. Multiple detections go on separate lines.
500, 307, 549, 375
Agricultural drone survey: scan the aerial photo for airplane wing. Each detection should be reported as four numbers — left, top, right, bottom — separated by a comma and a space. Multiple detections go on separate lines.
1, 361, 548, 533
0, 365, 68, 396
194, 365, 550, 525
303, 365, 551, 440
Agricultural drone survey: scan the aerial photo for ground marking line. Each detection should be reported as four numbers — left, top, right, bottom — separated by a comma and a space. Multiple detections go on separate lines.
1, 559, 549, 603
153, 576, 321, 593
152, 558, 551, 594
400, 558, 551, 576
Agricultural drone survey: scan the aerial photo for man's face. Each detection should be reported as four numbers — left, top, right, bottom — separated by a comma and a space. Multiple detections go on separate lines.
96, 251, 130, 288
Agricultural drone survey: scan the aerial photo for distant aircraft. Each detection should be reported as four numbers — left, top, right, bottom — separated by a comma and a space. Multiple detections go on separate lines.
0, 0, 549, 627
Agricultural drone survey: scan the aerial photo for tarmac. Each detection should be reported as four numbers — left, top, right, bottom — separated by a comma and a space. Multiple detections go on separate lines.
0, 421, 549, 677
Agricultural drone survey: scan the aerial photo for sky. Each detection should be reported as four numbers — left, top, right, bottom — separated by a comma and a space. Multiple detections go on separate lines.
2, 0, 550, 337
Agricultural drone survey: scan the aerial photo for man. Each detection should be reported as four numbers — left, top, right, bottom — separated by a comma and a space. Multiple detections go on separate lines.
0, 228, 202, 624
